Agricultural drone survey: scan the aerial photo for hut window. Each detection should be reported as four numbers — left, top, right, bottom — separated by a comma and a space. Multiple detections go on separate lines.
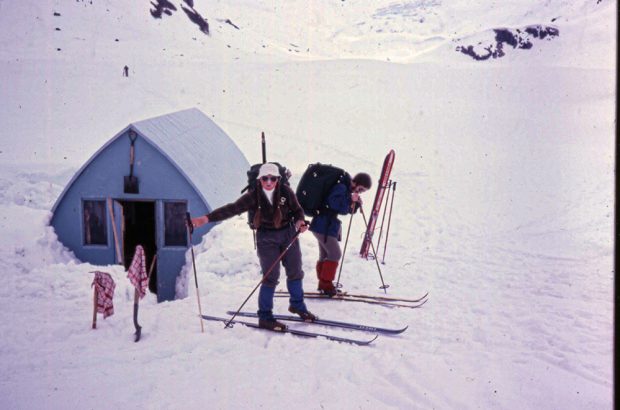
164, 202, 187, 247
83, 200, 107, 245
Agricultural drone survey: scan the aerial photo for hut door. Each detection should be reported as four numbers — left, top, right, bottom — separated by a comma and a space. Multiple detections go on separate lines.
107, 198, 124, 265
118, 201, 157, 276
156, 201, 189, 302
113, 200, 125, 265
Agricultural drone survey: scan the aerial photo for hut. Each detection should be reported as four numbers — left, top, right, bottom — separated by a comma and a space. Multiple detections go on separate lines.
50, 108, 250, 301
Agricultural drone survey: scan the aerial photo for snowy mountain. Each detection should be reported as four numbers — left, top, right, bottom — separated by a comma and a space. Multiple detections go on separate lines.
0, 1, 616, 409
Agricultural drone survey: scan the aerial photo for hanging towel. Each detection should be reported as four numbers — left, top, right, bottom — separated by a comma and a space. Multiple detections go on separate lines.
91, 271, 116, 318
127, 245, 148, 299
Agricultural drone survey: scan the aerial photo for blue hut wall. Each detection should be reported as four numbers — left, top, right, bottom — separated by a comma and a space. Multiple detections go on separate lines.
51, 109, 251, 303
51, 129, 213, 301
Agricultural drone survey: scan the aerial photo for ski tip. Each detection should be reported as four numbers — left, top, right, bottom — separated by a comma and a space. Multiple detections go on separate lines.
395, 326, 408, 334
348, 334, 379, 345
367, 334, 379, 345
416, 298, 429, 308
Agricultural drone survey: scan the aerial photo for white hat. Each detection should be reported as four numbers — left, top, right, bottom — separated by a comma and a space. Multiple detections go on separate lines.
257, 163, 280, 179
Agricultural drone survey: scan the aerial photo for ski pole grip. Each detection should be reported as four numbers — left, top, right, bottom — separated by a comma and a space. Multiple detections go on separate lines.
295, 220, 310, 232
186, 212, 194, 234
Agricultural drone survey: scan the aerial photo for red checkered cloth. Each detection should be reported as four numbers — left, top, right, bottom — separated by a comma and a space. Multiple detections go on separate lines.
127, 245, 148, 299
91, 271, 116, 318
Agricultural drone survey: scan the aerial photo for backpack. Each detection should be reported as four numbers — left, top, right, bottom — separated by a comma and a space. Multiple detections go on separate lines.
242, 162, 290, 229
296, 163, 350, 217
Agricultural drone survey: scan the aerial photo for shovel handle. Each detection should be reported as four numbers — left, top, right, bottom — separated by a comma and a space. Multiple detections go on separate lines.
129, 144, 135, 176
128, 131, 137, 176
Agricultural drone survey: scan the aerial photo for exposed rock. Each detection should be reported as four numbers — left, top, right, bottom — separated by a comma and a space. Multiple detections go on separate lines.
181, 5, 209, 35
150, 0, 176, 19
225, 19, 240, 30
456, 25, 559, 61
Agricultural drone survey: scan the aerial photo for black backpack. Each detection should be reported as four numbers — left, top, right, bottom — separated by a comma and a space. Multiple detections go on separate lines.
296, 163, 350, 217
242, 162, 290, 229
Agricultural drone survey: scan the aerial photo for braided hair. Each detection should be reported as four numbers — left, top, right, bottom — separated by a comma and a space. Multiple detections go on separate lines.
252, 180, 283, 229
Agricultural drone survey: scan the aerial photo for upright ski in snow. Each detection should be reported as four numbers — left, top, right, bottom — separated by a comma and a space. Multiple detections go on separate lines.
360, 149, 395, 259
201, 314, 378, 345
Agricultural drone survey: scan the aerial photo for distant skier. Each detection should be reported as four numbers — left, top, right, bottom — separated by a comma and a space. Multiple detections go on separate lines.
190, 163, 316, 330
310, 172, 371, 296
123, 65, 129, 77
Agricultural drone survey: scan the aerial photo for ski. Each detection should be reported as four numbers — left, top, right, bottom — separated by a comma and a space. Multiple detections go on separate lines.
275, 293, 428, 309
276, 290, 429, 304
360, 149, 395, 258
227, 311, 408, 335
201, 314, 378, 346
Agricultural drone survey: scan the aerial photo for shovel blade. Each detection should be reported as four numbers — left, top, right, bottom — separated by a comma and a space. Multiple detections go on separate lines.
134, 325, 142, 342
124, 176, 139, 194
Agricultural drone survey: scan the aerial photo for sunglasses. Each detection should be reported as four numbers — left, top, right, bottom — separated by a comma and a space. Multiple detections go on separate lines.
260, 176, 279, 182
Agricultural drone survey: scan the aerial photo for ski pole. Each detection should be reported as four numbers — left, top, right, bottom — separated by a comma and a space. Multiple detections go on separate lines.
186, 212, 205, 333
375, 180, 392, 254
359, 206, 389, 293
226, 229, 303, 328
335, 212, 354, 289
382, 181, 396, 264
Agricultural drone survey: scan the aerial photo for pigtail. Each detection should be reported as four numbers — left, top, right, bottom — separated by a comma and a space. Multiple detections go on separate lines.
273, 182, 283, 228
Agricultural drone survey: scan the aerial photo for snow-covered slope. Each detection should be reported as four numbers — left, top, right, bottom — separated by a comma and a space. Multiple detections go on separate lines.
0, 0, 615, 409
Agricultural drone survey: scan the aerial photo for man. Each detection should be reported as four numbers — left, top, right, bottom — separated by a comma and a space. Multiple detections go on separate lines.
191, 163, 315, 330
310, 172, 372, 296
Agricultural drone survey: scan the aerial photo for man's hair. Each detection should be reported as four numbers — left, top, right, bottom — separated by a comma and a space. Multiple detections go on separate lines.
352, 173, 372, 189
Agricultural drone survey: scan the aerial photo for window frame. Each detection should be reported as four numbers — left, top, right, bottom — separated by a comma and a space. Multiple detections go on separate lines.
82, 199, 109, 247
163, 200, 188, 248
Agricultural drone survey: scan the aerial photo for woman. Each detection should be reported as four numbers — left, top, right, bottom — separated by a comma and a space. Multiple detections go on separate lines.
310, 172, 372, 296
191, 163, 315, 330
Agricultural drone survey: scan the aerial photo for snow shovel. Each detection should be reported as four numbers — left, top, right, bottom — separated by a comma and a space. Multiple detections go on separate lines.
132, 289, 141, 342
133, 254, 157, 342
124, 131, 139, 194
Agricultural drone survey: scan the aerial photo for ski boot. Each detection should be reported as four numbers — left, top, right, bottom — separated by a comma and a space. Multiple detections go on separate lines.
288, 306, 317, 322
258, 318, 287, 331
